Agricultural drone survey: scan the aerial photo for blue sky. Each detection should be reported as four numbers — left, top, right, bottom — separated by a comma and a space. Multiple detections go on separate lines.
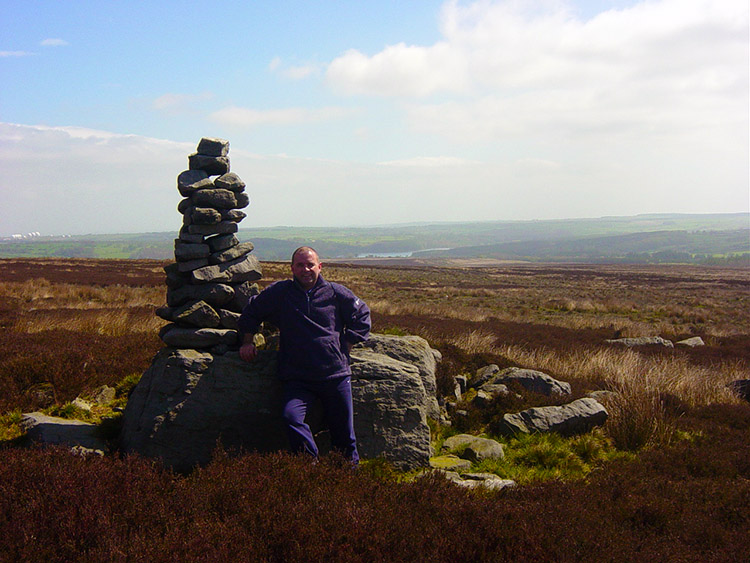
1, 0, 748, 235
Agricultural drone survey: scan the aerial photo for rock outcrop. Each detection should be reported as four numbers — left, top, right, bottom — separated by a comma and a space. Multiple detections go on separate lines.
120, 138, 441, 472
20, 413, 109, 455
498, 398, 608, 437
604, 336, 674, 348
120, 338, 439, 472
483, 367, 571, 397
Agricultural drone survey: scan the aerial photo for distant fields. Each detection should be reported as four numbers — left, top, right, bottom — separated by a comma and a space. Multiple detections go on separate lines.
1, 213, 748, 264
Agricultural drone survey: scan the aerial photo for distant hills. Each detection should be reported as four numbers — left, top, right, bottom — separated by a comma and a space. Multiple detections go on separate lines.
1, 213, 748, 266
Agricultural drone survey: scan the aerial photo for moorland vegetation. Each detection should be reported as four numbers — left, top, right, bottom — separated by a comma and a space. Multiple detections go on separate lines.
0, 257, 748, 561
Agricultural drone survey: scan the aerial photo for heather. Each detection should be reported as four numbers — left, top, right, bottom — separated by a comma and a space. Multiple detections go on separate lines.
1, 412, 748, 562
1, 258, 749, 560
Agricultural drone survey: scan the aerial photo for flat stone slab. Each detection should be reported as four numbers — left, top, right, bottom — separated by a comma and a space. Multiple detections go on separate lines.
605, 336, 674, 348
676, 336, 705, 347
20, 412, 109, 453
499, 398, 608, 437
429, 455, 472, 471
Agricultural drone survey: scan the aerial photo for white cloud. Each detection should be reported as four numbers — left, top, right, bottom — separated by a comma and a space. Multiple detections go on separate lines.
0, 51, 33, 57
326, 42, 469, 97
209, 106, 354, 127
327, 0, 747, 100
269, 56, 320, 80
40, 38, 68, 47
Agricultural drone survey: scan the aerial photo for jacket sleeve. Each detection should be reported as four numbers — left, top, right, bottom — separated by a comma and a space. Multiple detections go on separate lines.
335, 284, 371, 345
238, 282, 280, 337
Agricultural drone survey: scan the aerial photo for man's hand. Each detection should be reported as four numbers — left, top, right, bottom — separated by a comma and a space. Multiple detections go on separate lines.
239, 342, 258, 362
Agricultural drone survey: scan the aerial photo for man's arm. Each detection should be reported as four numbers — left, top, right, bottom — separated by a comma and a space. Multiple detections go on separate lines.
335, 284, 371, 346
237, 283, 278, 362
239, 332, 258, 362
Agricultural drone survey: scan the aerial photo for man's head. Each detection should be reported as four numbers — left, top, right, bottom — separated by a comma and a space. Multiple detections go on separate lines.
291, 246, 322, 290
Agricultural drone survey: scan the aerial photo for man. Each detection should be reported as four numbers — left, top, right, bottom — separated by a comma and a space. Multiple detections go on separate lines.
238, 246, 371, 464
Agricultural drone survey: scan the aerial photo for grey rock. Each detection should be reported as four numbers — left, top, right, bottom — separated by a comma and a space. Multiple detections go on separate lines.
191, 189, 238, 210
191, 253, 262, 285
349, 349, 432, 469
172, 300, 221, 328
235, 192, 250, 209
454, 375, 467, 395
120, 349, 284, 472
605, 336, 674, 348
177, 170, 212, 197
121, 339, 437, 472
164, 262, 190, 288
472, 364, 500, 388
188, 221, 239, 236
499, 398, 608, 437
676, 336, 705, 347
453, 380, 463, 401
178, 226, 204, 244
93, 385, 116, 405
495, 367, 571, 396
176, 257, 210, 273
472, 389, 495, 407
209, 242, 255, 265
159, 325, 238, 348
429, 455, 472, 472
207, 233, 239, 253
219, 309, 240, 329
222, 209, 247, 222
174, 241, 210, 262
167, 282, 234, 308
178, 198, 192, 214
480, 383, 510, 397
356, 333, 441, 419
189, 153, 230, 176
457, 474, 517, 491
21, 412, 109, 454
191, 207, 223, 225
214, 172, 245, 191
228, 281, 261, 312
72, 397, 92, 412
443, 434, 504, 461
197, 137, 229, 157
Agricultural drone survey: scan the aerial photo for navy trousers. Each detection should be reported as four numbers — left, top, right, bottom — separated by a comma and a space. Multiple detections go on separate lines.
281, 375, 359, 464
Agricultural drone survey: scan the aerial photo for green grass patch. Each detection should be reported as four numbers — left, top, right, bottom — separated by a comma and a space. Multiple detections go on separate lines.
450, 430, 634, 484
0, 409, 24, 443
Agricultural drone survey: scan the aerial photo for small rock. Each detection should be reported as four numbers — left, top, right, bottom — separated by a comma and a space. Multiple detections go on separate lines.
429, 455, 472, 472
605, 336, 674, 348
676, 336, 705, 347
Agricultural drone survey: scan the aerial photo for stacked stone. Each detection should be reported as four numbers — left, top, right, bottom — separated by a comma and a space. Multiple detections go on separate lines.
157, 137, 262, 353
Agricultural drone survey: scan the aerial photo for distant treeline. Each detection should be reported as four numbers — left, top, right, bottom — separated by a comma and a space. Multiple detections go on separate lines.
1, 213, 748, 265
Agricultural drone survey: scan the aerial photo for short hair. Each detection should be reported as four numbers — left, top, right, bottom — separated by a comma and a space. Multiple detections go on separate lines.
291, 246, 319, 264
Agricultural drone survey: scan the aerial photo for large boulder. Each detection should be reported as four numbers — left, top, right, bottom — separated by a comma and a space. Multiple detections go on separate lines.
494, 367, 571, 396
355, 333, 441, 419
120, 335, 438, 472
498, 398, 608, 437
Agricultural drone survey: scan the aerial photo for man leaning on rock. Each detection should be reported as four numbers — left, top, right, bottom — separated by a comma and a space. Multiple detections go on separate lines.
238, 246, 371, 464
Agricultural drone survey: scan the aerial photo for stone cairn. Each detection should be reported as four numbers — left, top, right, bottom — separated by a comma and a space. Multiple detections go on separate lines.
156, 137, 262, 354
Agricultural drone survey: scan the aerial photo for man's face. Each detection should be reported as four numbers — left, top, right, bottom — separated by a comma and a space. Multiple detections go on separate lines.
291, 249, 322, 290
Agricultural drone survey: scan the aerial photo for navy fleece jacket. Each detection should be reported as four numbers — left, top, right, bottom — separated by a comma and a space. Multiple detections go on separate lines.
238, 275, 371, 380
